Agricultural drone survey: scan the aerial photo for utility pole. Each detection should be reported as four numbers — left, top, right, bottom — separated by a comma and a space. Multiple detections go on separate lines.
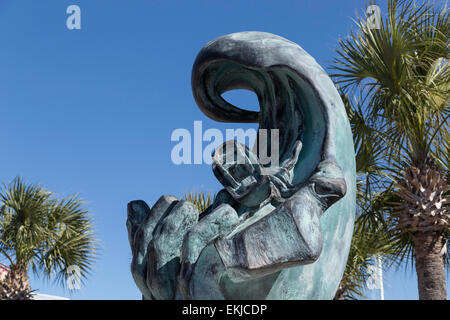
367, 255, 384, 300
377, 255, 384, 300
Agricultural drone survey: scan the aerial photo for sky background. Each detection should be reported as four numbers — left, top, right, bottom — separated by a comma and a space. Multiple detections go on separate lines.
0, 0, 448, 299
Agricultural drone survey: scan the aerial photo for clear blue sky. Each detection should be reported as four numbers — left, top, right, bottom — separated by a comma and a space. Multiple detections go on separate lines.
0, 0, 448, 299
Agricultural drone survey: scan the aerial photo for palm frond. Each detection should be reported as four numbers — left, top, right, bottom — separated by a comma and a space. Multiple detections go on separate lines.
0, 177, 98, 290
183, 191, 215, 214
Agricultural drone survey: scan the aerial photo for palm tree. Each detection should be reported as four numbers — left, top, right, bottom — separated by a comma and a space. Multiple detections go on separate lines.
334, 93, 406, 299
0, 177, 97, 300
332, 0, 449, 299
334, 214, 394, 300
184, 191, 215, 214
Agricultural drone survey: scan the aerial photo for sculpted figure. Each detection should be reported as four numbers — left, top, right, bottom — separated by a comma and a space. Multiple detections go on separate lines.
127, 31, 356, 300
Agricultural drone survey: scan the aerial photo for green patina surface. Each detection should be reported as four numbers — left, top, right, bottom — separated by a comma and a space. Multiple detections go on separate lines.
127, 32, 356, 300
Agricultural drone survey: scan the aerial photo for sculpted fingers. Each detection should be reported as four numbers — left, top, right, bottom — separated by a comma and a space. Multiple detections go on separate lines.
178, 203, 239, 299
127, 195, 178, 299
146, 200, 199, 300
127, 200, 150, 250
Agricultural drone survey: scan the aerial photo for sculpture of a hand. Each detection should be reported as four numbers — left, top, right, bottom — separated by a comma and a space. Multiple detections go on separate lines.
127, 31, 356, 300
127, 192, 239, 300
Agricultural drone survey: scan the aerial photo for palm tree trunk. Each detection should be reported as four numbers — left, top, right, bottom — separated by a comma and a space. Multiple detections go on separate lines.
413, 232, 447, 300
333, 282, 346, 300
0, 264, 33, 300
